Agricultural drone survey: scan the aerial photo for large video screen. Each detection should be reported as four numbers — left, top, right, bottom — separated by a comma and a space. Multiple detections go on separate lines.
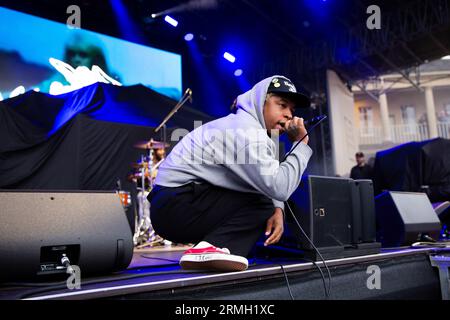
0, 7, 182, 100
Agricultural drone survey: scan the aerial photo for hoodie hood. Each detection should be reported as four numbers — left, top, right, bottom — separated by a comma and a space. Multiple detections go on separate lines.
235, 75, 293, 130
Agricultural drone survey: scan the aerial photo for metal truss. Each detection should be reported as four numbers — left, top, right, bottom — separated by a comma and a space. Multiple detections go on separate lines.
337, 0, 449, 61
256, 0, 450, 83
251, 0, 450, 176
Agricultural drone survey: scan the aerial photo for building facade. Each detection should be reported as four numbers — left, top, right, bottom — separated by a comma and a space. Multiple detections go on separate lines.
353, 58, 450, 159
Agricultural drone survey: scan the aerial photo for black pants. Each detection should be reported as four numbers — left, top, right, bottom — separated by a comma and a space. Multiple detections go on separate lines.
148, 183, 275, 257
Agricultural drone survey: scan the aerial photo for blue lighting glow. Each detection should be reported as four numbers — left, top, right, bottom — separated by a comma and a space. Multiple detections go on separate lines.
234, 69, 243, 77
223, 52, 236, 63
164, 15, 178, 27
186, 40, 226, 117
304, 0, 330, 20
110, 0, 145, 43
184, 33, 194, 41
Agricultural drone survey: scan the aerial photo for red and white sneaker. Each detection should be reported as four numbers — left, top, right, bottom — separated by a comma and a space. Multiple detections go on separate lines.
179, 241, 248, 272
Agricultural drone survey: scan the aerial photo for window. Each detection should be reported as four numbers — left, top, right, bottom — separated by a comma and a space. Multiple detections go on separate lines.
444, 103, 450, 122
389, 115, 395, 126
401, 105, 416, 124
359, 106, 374, 136
401, 105, 417, 134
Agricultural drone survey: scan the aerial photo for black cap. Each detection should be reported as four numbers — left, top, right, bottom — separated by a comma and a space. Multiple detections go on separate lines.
267, 77, 311, 108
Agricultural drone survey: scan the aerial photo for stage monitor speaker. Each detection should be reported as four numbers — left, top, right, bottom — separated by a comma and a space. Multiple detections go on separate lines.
288, 175, 354, 251
355, 179, 377, 243
0, 191, 134, 281
284, 176, 380, 260
375, 191, 442, 247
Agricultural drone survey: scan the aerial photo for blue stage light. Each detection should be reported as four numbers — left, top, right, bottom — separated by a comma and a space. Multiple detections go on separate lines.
164, 15, 178, 27
223, 52, 236, 63
234, 69, 243, 77
184, 33, 194, 41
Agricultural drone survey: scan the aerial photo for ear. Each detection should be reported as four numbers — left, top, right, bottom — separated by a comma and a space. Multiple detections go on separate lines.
262, 99, 269, 115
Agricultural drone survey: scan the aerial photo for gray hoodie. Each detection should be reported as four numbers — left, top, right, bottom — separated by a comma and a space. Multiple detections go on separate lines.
154, 75, 313, 210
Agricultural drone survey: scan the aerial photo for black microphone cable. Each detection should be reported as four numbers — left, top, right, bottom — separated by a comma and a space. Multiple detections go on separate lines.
280, 114, 332, 299
282, 115, 327, 162
285, 201, 332, 298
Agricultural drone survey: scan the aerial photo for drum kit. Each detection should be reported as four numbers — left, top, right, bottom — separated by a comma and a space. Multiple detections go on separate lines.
126, 139, 170, 248
117, 88, 193, 249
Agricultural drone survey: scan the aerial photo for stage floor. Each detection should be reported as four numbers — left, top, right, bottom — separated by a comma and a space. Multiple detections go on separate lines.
0, 245, 447, 300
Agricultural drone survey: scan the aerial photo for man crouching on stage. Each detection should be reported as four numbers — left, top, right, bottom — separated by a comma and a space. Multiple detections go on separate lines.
148, 75, 312, 272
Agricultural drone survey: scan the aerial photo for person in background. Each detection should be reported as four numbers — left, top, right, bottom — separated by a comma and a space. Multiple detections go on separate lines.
350, 151, 373, 180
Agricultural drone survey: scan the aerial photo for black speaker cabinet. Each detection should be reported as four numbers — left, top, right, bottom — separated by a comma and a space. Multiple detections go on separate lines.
291, 176, 353, 249
355, 179, 377, 243
286, 176, 380, 260
375, 191, 442, 247
0, 191, 134, 281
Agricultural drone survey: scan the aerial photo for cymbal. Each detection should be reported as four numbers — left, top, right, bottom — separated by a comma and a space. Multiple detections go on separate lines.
127, 171, 149, 181
131, 161, 152, 168
134, 140, 169, 149
127, 173, 138, 182
127, 170, 158, 181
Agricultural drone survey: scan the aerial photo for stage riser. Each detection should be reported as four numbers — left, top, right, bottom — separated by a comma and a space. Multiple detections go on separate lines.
10, 249, 443, 300
110, 254, 441, 300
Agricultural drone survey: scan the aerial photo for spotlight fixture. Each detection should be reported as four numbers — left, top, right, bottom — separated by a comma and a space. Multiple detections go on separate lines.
234, 69, 243, 77
184, 33, 194, 41
164, 15, 178, 27
223, 52, 236, 63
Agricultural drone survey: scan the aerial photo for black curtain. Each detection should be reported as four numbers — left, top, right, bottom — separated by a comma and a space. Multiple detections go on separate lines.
0, 82, 212, 189
0, 83, 213, 229
372, 138, 450, 202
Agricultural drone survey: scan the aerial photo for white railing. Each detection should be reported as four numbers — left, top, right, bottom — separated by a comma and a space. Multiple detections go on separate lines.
438, 122, 450, 139
390, 123, 429, 144
359, 122, 450, 145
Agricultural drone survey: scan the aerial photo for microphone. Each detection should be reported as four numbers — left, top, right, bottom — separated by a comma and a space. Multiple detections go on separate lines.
279, 114, 327, 128
281, 114, 328, 162
185, 88, 193, 103
304, 114, 327, 126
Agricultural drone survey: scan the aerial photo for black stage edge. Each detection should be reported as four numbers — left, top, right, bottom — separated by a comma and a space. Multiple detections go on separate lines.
0, 247, 446, 300
257, 242, 382, 261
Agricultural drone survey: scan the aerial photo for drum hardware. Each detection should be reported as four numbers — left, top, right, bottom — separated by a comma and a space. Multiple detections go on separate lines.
129, 141, 167, 247
117, 190, 132, 208
131, 88, 192, 248
133, 140, 170, 150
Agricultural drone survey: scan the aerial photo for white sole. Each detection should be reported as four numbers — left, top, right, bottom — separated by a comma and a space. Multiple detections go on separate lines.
179, 253, 248, 272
